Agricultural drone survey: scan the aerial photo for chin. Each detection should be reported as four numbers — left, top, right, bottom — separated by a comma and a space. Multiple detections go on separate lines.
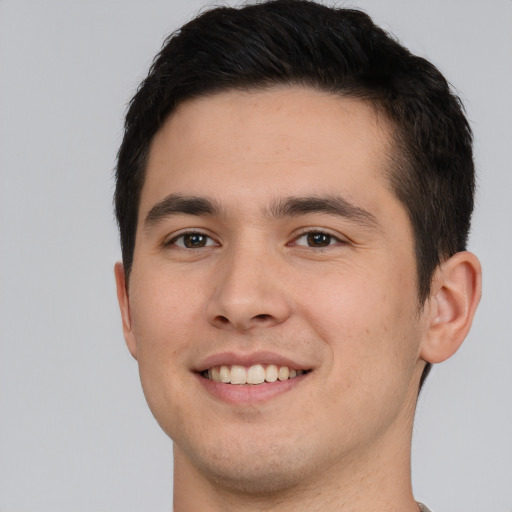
178, 434, 318, 496
196, 458, 309, 496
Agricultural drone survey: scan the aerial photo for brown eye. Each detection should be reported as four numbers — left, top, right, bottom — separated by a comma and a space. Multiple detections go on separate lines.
183, 233, 207, 248
293, 231, 343, 249
171, 232, 216, 249
306, 232, 332, 247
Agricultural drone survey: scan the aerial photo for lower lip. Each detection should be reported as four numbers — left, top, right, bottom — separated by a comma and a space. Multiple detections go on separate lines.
196, 373, 308, 405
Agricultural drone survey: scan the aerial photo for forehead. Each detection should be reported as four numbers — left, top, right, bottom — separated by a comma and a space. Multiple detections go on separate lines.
140, 86, 395, 218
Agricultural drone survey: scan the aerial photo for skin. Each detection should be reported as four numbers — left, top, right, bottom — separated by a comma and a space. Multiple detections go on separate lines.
115, 86, 481, 512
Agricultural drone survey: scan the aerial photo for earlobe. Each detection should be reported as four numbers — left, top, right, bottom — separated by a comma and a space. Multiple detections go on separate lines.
114, 262, 138, 360
420, 251, 482, 364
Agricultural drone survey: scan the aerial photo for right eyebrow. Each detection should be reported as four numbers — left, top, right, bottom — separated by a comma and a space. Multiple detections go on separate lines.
143, 194, 221, 228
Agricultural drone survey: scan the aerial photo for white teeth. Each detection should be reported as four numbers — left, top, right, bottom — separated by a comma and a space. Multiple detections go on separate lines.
247, 364, 265, 384
265, 364, 278, 382
219, 365, 230, 383
278, 366, 289, 381
205, 364, 307, 384
230, 365, 247, 384
211, 366, 221, 382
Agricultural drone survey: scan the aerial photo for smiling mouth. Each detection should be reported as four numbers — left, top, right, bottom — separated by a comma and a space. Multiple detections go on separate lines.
201, 364, 310, 385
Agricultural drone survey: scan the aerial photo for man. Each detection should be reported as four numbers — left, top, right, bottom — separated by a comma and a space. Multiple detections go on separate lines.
113, 1, 481, 510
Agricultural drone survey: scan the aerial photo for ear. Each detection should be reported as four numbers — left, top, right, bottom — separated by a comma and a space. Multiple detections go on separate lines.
114, 262, 138, 360
420, 251, 482, 364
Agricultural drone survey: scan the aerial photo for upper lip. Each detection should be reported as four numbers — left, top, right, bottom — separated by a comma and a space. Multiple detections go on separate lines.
194, 350, 313, 373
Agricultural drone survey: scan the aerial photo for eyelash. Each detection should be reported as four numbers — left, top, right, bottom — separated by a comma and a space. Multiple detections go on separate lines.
164, 229, 345, 250
291, 230, 346, 249
165, 231, 218, 249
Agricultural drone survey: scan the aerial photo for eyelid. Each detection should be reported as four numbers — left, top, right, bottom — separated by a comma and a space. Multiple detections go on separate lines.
163, 229, 219, 248
161, 227, 348, 249
290, 228, 348, 247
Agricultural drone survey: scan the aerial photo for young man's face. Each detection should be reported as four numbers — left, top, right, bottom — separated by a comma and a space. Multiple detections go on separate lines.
116, 87, 430, 492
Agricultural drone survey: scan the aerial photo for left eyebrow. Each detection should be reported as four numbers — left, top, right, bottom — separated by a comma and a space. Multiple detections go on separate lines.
266, 195, 379, 229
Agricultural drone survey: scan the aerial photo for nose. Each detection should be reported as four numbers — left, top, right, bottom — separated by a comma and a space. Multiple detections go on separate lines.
206, 246, 292, 332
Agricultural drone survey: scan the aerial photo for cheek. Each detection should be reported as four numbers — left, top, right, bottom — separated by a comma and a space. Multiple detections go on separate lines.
129, 270, 205, 366
299, 264, 420, 376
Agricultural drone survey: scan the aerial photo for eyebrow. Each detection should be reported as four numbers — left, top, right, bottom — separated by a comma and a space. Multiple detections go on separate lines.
144, 194, 221, 227
267, 195, 379, 228
144, 193, 378, 230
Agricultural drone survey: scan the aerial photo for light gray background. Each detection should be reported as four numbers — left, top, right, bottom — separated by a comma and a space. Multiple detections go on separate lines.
0, 1, 511, 511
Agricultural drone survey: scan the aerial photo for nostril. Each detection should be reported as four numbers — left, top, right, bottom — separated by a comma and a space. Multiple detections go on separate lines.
254, 314, 272, 321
